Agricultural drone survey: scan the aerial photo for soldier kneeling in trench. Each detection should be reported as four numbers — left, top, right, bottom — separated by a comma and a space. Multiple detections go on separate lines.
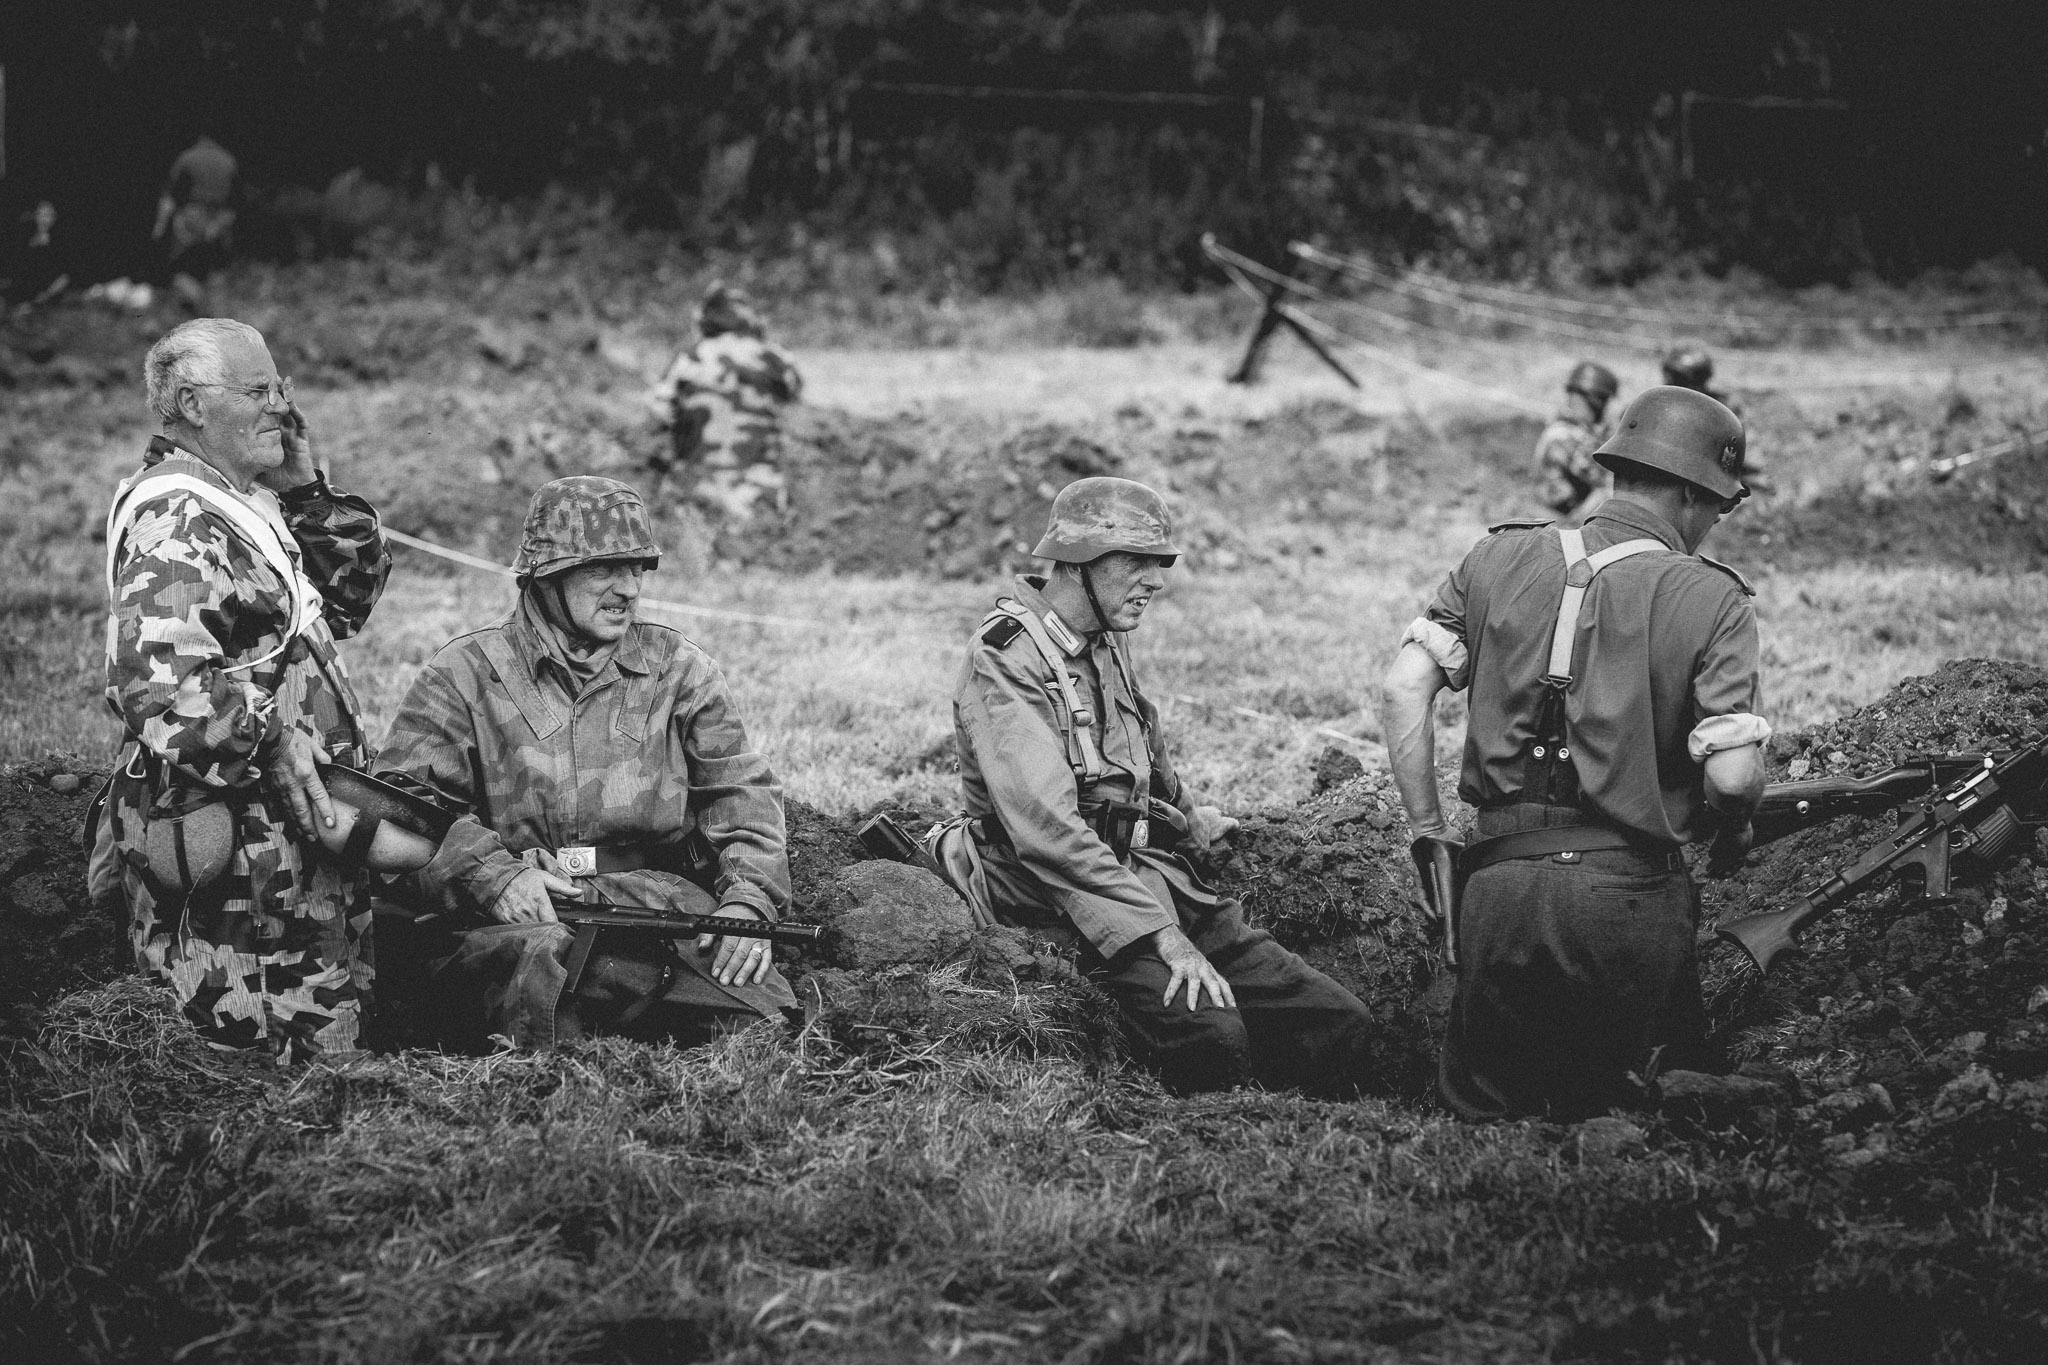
925, 478, 1380, 1095
370, 477, 799, 1049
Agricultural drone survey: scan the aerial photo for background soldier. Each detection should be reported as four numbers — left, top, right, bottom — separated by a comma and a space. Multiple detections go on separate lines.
937, 477, 1379, 1096
1663, 344, 1769, 492
1533, 360, 1621, 519
154, 133, 241, 287
376, 476, 796, 1049
103, 317, 391, 1062
1382, 387, 1770, 1120
643, 283, 804, 522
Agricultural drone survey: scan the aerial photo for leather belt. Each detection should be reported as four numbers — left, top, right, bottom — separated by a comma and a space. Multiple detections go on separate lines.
550, 843, 699, 878
1458, 825, 1682, 880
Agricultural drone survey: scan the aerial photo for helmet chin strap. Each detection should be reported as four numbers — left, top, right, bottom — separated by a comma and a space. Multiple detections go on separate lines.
1078, 559, 1114, 635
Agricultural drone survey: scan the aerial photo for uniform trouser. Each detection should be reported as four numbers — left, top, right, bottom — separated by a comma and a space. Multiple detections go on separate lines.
1078, 897, 1377, 1098
1437, 832, 1706, 1122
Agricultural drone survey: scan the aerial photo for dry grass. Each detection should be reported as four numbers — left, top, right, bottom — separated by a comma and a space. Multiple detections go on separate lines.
11, 270, 2048, 1362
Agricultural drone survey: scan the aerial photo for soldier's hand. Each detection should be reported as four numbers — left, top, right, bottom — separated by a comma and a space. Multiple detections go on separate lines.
266, 729, 334, 841
699, 903, 773, 987
1706, 819, 1754, 879
491, 867, 575, 926
1152, 924, 1236, 1013
264, 389, 321, 491
1186, 804, 1239, 852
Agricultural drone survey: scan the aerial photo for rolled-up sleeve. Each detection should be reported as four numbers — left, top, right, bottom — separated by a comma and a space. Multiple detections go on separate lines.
961, 644, 1174, 958
1418, 557, 1475, 691
1689, 592, 1766, 759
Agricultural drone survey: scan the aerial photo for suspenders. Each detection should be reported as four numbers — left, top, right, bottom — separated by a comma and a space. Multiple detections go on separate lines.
1523, 527, 1665, 805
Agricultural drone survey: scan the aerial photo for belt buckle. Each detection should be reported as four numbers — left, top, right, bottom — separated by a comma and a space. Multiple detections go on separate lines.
556, 845, 598, 877
1132, 818, 1150, 851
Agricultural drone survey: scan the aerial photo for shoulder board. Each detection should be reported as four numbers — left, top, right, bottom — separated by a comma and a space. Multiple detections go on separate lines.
980, 615, 1026, 649
1696, 554, 1755, 596
1486, 518, 1552, 534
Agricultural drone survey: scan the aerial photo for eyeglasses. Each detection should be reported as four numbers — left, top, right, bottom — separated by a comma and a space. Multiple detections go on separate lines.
189, 377, 294, 410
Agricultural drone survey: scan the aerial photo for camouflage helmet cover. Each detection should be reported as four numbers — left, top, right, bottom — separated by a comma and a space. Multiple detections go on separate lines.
1661, 344, 1715, 389
1566, 360, 1620, 403
513, 476, 662, 581
1032, 476, 1181, 564
1592, 385, 1747, 500
697, 282, 765, 338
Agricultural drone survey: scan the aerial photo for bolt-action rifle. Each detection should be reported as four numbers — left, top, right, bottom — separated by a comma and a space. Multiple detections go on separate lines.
1719, 738, 2048, 974
1750, 752, 2025, 844
548, 895, 823, 946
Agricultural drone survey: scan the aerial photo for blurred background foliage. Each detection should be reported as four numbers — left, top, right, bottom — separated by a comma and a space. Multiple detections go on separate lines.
7, 1, 2045, 290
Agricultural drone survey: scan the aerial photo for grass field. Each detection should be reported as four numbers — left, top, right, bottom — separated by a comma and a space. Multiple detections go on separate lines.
7, 263, 2048, 1362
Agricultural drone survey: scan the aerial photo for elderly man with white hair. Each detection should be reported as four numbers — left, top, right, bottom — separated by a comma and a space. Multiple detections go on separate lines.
98, 317, 391, 1063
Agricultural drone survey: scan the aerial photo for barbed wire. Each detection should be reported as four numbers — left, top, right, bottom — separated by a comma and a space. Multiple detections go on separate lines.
382, 527, 820, 628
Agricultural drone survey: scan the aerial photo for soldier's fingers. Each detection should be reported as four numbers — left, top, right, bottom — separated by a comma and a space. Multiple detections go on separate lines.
696, 931, 718, 953
748, 945, 772, 985
711, 936, 740, 981
538, 871, 581, 897
301, 769, 335, 830
1208, 971, 1238, 1011
1161, 965, 1189, 1009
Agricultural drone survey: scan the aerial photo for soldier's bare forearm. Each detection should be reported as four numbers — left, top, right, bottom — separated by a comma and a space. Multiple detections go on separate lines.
1382, 644, 1450, 835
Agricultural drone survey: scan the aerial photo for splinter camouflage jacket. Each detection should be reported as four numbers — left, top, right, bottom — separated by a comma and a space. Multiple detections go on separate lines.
376, 602, 791, 925
954, 576, 1210, 959
105, 438, 389, 1062
1532, 412, 1611, 517
647, 332, 803, 471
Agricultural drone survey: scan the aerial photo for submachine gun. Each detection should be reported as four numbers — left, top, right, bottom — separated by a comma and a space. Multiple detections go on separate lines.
1718, 738, 2048, 974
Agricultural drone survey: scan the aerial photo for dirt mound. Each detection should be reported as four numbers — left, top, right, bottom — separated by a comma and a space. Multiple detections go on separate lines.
1201, 761, 1448, 1094
0, 756, 118, 1026
1698, 660, 2048, 1189
707, 409, 1124, 577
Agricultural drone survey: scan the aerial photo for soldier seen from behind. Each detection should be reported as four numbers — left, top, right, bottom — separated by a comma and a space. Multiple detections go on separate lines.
101, 318, 392, 1063
1383, 387, 1771, 1121
643, 283, 804, 522
926, 478, 1382, 1096
1533, 360, 1620, 520
154, 133, 240, 292
374, 477, 798, 1050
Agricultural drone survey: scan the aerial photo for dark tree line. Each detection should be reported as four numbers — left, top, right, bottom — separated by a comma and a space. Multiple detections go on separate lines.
5, 2, 2044, 287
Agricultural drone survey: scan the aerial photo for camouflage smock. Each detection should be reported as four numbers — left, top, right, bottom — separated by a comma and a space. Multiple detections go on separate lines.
953, 576, 1211, 958
374, 598, 796, 1027
1532, 411, 1611, 518
646, 332, 803, 519
105, 438, 390, 1062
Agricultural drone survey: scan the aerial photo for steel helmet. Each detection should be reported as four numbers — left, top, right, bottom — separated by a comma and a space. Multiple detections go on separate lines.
512, 476, 661, 582
1661, 345, 1715, 390
1565, 361, 1619, 404
1031, 476, 1181, 564
1593, 385, 1747, 500
697, 282, 766, 339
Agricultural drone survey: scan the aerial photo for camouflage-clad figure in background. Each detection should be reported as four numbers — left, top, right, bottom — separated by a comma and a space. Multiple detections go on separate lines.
643, 283, 803, 522
104, 318, 390, 1063
1533, 360, 1620, 520
376, 477, 796, 1049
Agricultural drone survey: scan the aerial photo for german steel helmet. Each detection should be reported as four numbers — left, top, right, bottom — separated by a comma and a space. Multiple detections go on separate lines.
1661, 344, 1715, 389
1031, 477, 1181, 564
1593, 385, 1747, 500
512, 476, 661, 582
697, 282, 765, 338
1565, 360, 1619, 403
